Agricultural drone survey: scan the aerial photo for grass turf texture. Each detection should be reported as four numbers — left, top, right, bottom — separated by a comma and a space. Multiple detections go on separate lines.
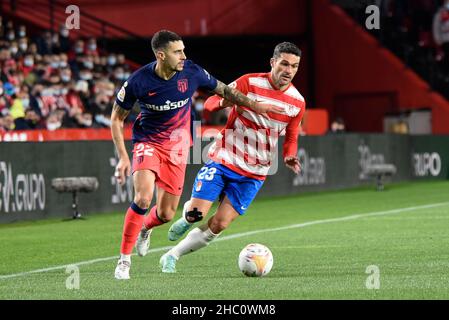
1, 180, 449, 299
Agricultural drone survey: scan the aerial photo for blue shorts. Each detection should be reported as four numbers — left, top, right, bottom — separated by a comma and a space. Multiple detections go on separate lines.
191, 161, 264, 215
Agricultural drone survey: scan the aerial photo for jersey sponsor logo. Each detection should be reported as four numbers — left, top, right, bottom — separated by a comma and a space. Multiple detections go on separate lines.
177, 79, 188, 93
195, 180, 202, 192
148, 91, 157, 96
144, 98, 189, 111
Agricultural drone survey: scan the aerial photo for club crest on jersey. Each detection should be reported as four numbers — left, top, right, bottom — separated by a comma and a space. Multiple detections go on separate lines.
177, 79, 188, 93
286, 104, 300, 117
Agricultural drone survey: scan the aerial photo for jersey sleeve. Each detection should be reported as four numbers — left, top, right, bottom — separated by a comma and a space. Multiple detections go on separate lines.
115, 77, 137, 110
203, 75, 250, 112
192, 63, 218, 91
283, 101, 306, 159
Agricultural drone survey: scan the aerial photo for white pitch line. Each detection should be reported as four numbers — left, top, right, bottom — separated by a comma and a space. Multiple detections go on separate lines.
1, 201, 449, 280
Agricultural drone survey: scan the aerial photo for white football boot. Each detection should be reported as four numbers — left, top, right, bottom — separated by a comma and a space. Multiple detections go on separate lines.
135, 227, 153, 257
114, 259, 131, 280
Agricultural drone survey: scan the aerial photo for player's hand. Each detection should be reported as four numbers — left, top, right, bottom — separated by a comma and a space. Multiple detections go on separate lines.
253, 102, 285, 115
115, 157, 131, 186
219, 98, 235, 108
284, 156, 301, 174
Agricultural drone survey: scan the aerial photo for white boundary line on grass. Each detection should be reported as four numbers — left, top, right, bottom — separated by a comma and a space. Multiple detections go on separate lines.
1, 201, 449, 280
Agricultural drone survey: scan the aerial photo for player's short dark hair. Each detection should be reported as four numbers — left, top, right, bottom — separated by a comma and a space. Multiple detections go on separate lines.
151, 30, 182, 54
273, 42, 301, 59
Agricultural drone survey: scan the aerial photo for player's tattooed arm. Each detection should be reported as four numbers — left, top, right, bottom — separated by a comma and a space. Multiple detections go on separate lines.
111, 102, 131, 185
213, 80, 284, 114
213, 80, 256, 108
112, 102, 131, 121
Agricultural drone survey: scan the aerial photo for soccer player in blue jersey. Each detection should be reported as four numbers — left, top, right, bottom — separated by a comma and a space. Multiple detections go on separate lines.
111, 30, 284, 279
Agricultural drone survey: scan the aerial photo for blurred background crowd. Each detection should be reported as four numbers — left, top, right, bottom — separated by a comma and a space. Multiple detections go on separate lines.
0, 16, 134, 133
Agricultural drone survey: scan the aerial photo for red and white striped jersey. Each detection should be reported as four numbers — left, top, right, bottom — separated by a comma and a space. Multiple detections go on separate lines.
205, 72, 305, 180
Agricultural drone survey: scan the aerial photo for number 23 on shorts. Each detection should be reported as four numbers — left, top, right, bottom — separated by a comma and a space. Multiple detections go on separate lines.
197, 167, 216, 181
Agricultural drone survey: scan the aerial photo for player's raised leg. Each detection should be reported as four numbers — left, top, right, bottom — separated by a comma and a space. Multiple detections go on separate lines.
168, 161, 223, 241
160, 196, 239, 273
115, 170, 155, 280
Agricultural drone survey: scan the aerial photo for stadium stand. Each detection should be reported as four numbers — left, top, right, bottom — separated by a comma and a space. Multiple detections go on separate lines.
332, 0, 449, 101
0, 15, 138, 133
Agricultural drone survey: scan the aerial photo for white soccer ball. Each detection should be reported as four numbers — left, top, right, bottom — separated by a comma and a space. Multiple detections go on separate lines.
238, 243, 273, 277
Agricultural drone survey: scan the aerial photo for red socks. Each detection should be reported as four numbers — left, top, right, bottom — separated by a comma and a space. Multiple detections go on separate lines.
143, 205, 165, 230
120, 203, 147, 255
120, 204, 166, 255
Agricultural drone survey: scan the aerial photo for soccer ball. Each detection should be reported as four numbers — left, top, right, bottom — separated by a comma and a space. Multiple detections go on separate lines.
238, 243, 273, 277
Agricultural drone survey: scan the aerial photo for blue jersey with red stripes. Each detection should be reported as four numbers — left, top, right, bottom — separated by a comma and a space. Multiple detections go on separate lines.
115, 60, 217, 148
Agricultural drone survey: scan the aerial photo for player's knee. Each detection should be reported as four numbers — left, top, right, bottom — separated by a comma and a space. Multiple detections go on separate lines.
184, 207, 203, 223
133, 195, 151, 210
208, 218, 229, 234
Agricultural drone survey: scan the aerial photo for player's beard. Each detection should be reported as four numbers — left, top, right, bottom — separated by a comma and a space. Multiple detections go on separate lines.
279, 73, 291, 86
176, 61, 184, 71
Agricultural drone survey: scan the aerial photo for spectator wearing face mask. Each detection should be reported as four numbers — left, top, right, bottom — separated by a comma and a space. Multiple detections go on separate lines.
59, 53, 69, 68
17, 25, 26, 39
60, 67, 72, 84
107, 54, 117, 68
5, 29, 15, 42
78, 67, 93, 82
82, 55, 95, 71
86, 38, 99, 57
111, 66, 127, 85
9, 41, 19, 58
21, 54, 35, 77
69, 39, 85, 60
49, 54, 61, 70
46, 111, 62, 131
18, 37, 28, 55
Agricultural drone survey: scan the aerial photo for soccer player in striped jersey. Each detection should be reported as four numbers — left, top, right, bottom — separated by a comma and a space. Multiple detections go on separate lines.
112, 30, 284, 280
157, 42, 305, 273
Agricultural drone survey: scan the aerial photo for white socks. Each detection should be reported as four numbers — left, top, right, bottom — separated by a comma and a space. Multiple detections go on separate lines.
168, 227, 220, 259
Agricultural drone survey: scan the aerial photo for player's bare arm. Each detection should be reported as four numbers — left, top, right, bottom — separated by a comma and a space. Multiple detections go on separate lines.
213, 80, 284, 114
111, 102, 131, 185
284, 116, 302, 174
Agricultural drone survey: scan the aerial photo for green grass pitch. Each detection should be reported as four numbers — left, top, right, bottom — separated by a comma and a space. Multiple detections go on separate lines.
1, 180, 449, 299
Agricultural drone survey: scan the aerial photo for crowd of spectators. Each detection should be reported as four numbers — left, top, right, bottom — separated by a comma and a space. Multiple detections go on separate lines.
0, 16, 133, 133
